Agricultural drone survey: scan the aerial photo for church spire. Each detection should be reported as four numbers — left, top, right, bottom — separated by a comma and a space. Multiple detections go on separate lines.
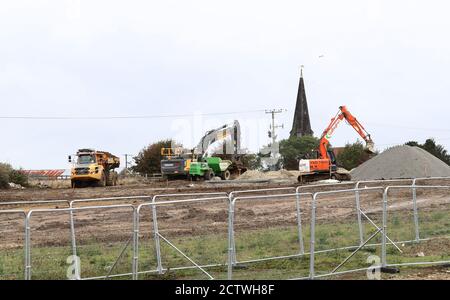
290, 67, 313, 138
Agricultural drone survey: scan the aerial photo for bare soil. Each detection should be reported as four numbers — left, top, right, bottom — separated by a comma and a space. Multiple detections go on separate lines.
0, 181, 449, 251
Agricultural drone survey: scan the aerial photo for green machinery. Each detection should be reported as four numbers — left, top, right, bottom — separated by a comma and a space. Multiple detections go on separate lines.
188, 120, 246, 181
189, 157, 233, 180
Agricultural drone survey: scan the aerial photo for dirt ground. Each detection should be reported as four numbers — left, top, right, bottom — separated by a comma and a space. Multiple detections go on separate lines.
337, 265, 450, 280
390, 266, 450, 280
0, 180, 449, 249
0, 179, 448, 280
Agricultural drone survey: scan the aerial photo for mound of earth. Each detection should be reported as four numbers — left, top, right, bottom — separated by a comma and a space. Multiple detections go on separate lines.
350, 145, 450, 180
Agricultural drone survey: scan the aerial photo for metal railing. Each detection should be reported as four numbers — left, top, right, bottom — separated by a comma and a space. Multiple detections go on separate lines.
133, 195, 230, 280
381, 185, 450, 269
0, 176, 448, 280
0, 210, 27, 279
228, 192, 313, 279
24, 204, 136, 280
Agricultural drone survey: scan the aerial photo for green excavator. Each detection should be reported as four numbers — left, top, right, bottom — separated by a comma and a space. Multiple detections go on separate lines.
188, 120, 247, 180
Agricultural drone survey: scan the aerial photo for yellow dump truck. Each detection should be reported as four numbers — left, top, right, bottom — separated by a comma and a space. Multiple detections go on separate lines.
69, 149, 120, 188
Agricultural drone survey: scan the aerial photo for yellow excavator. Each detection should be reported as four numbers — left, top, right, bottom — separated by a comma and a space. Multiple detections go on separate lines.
69, 149, 120, 188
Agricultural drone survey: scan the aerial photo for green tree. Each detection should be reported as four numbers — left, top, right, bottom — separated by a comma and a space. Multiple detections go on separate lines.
132, 139, 178, 175
241, 153, 262, 170
406, 138, 450, 165
405, 141, 419, 147
0, 163, 29, 189
279, 136, 319, 170
336, 140, 373, 170
0, 163, 10, 189
9, 169, 28, 187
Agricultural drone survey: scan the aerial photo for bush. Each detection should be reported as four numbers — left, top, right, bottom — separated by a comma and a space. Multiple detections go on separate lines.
336, 140, 374, 170
132, 139, 178, 175
241, 153, 261, 170
9, 169, 29, 187
0, 163, 29, 189
279, 136, 319, 170
0, 163, 10, 189
406, 138, 450, 165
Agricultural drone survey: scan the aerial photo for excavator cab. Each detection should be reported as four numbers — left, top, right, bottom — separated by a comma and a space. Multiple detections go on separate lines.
327, 150, 337, 172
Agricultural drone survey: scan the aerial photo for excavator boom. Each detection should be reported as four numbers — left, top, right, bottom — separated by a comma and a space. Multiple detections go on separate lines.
194, 120, 241, 158
298, 105, 374, 183
318, 106, 374, 159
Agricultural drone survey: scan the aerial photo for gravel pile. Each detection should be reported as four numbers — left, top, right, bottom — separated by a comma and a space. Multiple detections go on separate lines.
350, 145, 450, 180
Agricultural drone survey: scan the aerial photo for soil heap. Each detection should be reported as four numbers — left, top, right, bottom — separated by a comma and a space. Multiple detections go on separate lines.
350, 145, 450, 180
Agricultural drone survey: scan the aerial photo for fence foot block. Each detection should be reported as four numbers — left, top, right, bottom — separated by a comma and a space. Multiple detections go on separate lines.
380, 267, 400, 273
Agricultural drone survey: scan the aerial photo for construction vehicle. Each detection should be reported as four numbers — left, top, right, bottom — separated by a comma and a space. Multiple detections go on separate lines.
298, 106, 374, 182
189, 120, 247, 180
160, 147, 192, 179
69, 149, 120, 188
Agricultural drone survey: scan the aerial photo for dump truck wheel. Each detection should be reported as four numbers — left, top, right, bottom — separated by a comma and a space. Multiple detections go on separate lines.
71, 180, 79, 188
204, 170, 214, 181
98, 173, 106, 187
112, 172, 119, 186
221, 170, 231, 180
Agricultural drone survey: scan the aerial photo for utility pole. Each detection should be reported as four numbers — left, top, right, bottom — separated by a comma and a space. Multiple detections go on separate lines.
265, 109, 285, 145
123, 154, 133, 175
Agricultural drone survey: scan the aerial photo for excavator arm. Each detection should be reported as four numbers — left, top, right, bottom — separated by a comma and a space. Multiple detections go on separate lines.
193, 120, 241, 158
318, 106, 374, 159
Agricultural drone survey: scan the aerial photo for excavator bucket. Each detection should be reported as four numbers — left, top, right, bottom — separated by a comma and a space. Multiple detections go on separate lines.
365, 141, 375, 154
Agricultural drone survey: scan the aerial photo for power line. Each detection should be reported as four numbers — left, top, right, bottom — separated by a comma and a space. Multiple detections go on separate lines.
0, 109, 267, 120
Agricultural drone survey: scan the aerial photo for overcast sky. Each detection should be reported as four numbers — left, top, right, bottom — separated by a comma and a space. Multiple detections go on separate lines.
1, 0, 450, 170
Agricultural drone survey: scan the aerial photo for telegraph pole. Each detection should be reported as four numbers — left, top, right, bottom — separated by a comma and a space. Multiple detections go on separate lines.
265, 109, 285, 145
124, 154, 133, 175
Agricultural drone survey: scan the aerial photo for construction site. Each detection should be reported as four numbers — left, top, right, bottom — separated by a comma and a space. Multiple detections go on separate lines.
1, 68, 449, 281
0, 1, 449, 284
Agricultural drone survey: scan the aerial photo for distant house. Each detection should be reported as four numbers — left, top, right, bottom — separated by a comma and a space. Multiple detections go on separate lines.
20, 169, 69, 180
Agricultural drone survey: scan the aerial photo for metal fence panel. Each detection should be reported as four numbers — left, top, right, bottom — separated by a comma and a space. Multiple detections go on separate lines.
135, 196, 229, 280
0, 210, 26, 279
229, 193, 313, 280
309, 187, 386, 279
382, 185, 450, 270
25, 205, 135, 280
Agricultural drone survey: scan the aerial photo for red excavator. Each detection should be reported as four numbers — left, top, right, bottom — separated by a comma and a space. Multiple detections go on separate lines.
298, 105, 375, 182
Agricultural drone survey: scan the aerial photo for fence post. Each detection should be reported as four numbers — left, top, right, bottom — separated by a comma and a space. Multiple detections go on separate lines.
309, 193, 317, 279
295, 192, 305, 254
354, 182, 364, 246
24, 212, 32, 280
228, 194, 237, 265
151, 200, 163, 274
381, 188, 388, 267
411, 179, 420, 242
24, 215, 29, 280
227, 199, 235, 280
132, 208, 139, 280
68, 202, 80, 280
